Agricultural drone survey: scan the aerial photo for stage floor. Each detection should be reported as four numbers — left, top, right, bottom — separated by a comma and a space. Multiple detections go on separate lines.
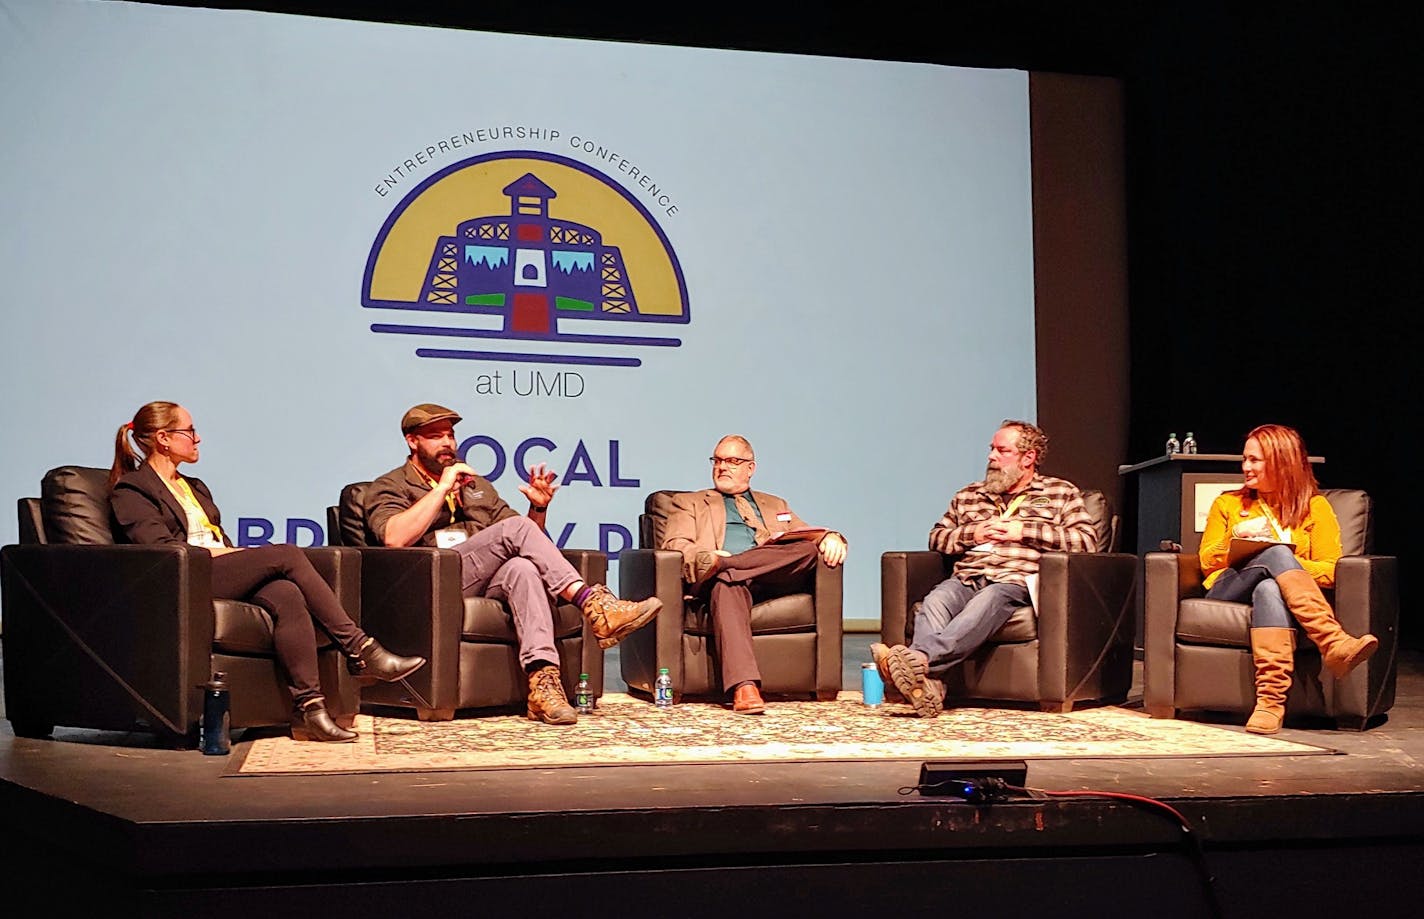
3, 636, 1422, 916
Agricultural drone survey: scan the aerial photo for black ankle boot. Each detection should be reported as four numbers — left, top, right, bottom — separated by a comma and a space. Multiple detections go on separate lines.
347, 637, 427, 683
291, 699, 358, 743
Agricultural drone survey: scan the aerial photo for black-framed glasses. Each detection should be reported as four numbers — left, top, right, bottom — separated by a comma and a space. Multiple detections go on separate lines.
164, 427, 198, 440
709, 455, 753, 468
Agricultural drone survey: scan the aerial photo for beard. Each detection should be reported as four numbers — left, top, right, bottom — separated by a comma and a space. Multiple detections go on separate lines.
983, 461, 1023, 495
415, 444, 458, 477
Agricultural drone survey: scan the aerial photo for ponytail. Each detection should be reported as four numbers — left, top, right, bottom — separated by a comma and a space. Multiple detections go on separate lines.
108, 402, 182, 488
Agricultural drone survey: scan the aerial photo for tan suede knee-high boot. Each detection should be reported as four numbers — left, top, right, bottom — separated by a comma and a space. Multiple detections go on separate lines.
1246, 627, 1296, 734
1275, 569, 1378, 679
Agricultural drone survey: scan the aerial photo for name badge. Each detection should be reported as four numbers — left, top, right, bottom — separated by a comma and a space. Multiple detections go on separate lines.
776, 512, 793, 522
435, 527, 469, 549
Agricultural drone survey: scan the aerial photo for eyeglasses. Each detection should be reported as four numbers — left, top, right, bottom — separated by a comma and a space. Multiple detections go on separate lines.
710, 455, 753, 468
164, 427, 198, 440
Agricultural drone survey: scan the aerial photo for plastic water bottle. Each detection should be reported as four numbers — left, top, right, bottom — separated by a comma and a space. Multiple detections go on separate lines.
1165, 432, 1181, 457
199, 671, 230, 756
574, 673, 593, 713
654, 667, 674, 708
1182, 432, 1198, 454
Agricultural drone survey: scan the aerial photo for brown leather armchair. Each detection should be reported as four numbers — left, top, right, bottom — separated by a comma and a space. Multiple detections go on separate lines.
327, 482, 604, 719
1143, 488, 1397, 730
617, 490, 843, 701
880, 490, 1136, 712
2, 466, 360, 744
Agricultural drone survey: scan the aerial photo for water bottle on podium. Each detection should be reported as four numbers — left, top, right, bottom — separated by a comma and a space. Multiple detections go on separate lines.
1182, 432, 1198, 454
654, 668, 674, 709
1165, 432, 1181, 457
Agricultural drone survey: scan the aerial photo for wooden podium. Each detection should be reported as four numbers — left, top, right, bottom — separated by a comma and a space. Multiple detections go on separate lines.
1117, 453, 1324, 557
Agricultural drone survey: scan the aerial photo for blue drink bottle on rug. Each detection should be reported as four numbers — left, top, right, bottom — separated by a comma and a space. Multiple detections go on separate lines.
199, 671, 230, 755
861, 662, 884, 707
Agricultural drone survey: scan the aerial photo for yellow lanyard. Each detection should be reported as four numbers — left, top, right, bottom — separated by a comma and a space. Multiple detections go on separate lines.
166, 476, 225, 543
999, 493, 1027, 519
410, 460, 458, 525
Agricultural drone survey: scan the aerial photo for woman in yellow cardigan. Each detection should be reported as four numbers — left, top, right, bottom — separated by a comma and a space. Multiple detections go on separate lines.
1199, 424, 1377, 734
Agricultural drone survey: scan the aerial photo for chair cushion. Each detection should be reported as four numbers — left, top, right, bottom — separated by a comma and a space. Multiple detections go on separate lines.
212, 600, 278, 655
338, 481, 377, 548
907, 601, 1037, 644
214, 599, 339, 655
40, 466, 116, 545
1177, 598, 1251, 648
461, 596, 584, 642
1321, 489, 1371, 556
640, 489, 689, 550
1080, 489, 1114, 554
684, 592, 817, 636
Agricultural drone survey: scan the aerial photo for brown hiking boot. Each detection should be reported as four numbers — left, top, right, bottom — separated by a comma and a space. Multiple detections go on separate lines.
580, 584, 662, 649
869, 642, 905, 702
526, 665, 578, 725
885, 645, 942, 718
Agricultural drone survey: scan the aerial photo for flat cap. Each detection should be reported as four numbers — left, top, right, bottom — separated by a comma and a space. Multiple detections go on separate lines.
400, 403, 462, 435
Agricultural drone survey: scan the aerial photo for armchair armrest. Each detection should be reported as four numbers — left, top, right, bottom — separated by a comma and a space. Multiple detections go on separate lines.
879, 551, 948, 645
1, 543, 215, 737
1143, 551, 1198, 715
617, 548, 687, 692
1330, 555, 1399, 723
1033, 552, 1137, 706
301, 546, 361, 627
344, 545, 463, 712
560, 548, 608, 695
812, 558, 844, 698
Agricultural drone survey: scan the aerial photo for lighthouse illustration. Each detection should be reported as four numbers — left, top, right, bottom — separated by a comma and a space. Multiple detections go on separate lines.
362, 152, 688, 367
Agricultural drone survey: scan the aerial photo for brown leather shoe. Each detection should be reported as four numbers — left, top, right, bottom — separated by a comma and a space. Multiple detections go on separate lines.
731, 682, 766, 715
580, 585, 663, 649
526, 665, 578, 725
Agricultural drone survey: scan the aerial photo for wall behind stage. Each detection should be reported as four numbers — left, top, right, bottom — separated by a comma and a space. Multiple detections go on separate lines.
0, 0, 1045, 621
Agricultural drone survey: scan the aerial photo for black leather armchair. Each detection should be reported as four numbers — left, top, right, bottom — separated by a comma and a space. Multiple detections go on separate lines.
327, 482, 604, 719
617, 490, 843, 701
2, 466, 360, 744
880, 490, 1136, 712
1143, 488, 1397, 730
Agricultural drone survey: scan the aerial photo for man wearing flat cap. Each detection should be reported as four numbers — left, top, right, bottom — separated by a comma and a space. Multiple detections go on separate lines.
362, 403, 662, 725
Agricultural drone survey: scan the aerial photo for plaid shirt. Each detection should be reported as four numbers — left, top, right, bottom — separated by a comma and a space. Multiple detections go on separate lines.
928, 473, 1098, 584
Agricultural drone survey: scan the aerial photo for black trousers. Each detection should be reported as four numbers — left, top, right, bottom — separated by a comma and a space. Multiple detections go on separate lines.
211, 545, 365, 704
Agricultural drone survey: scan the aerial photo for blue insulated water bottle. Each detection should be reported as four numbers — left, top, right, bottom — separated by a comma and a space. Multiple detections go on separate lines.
861, 662, 884, 707
200, 671, 231, 755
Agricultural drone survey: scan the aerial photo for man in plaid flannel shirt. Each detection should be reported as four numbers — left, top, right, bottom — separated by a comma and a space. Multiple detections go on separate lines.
873, 420, 1098, 718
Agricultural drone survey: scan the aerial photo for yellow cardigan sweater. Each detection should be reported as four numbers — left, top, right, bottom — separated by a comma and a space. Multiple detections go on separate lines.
1199, 491, 1342, 589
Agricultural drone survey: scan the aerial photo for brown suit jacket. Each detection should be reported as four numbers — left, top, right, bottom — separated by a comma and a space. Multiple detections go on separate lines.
661, 488, 813, 583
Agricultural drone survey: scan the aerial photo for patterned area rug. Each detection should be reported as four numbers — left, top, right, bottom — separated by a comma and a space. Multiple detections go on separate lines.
233, 693, 1333, 776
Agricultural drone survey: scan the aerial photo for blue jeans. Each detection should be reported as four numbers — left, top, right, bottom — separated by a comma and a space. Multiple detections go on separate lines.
910, 576, 1030, 675
1205, 543, 1299, 628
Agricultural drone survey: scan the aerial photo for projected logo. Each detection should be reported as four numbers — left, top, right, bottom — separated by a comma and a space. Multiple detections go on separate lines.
362, 151, 689, 368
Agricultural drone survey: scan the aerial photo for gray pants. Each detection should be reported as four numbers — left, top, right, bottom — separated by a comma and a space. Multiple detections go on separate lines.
910, 575, 1030, 675
454, 516, 583, 668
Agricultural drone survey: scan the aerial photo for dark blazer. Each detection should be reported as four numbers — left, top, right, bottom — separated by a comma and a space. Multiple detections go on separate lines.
110, 463, 233, 547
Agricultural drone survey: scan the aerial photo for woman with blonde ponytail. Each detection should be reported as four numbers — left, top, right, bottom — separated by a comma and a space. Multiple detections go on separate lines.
109, 401, 426, 742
